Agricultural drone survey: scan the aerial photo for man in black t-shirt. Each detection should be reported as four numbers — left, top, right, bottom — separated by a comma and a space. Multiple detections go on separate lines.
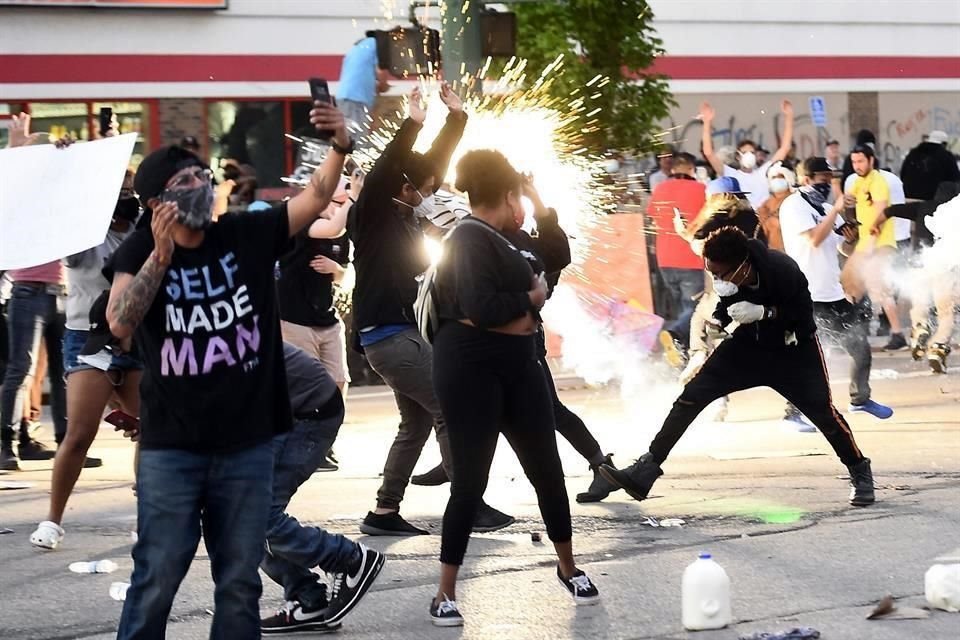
106, 101, 353, 639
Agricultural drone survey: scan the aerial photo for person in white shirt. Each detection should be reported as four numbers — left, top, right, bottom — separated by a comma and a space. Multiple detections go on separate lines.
699, 100, 795, 210
780, 157, 893, 420
647, 150, 674, 192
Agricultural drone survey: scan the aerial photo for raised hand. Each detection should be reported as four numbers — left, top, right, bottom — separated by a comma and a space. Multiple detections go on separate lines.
309, 101, 350, 148
409, 87, 427, 124
150, 201, 178, 262
8, 112, 43, 148
781, 99, 794, 118
439, 82, 464, 113
698, 102, 715, 123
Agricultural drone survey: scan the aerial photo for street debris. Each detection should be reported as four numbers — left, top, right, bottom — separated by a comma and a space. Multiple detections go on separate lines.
109, 582, 130, 602
69, 560, 118, 574
0, 528, 14, 535
640, 516, 686, 528
738, 627, 820, 640
0, 481, 33, 490
866, 594, 930, 620
530, 531, 541, 542
926, 564, 960, 612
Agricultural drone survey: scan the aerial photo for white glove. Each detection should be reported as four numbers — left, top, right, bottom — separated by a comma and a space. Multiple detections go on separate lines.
728, 301, 765, 324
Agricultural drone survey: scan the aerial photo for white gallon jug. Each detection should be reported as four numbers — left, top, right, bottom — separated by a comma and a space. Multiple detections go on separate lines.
682, 552, 732, 630
925, 564, 960, 612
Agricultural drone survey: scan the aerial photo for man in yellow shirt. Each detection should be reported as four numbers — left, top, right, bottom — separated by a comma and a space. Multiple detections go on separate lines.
845, 144, 906, 350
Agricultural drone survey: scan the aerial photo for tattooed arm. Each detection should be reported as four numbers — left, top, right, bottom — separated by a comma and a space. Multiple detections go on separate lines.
107, 202, 176, 340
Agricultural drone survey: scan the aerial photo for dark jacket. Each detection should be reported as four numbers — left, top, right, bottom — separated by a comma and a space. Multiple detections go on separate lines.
885, 181, 960, 247
505, 208, 572, 298
348, 112, 467, 334
714, 239, 817, 348
900, 142, 960, 201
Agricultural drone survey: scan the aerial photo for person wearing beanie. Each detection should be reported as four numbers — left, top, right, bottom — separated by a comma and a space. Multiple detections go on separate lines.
105, 100, 359, 638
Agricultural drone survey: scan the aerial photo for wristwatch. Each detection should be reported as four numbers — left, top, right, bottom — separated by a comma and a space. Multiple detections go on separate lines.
330, 138, 355, 156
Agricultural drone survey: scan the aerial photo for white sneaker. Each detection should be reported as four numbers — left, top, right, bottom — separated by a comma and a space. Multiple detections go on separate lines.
30, 521, 64, 550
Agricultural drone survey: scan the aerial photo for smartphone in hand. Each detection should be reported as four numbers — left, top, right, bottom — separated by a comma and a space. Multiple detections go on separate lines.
308, 78, 335, 141
98, 107, 113, 138
104, 409, 138, 433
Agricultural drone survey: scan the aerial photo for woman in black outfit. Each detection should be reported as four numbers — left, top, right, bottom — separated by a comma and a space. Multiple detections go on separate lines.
428, 150, 599, 626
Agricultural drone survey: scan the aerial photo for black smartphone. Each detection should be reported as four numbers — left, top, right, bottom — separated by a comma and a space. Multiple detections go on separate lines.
98, 107, 113, 137
308, 78, 335, 141
104, 409, 139, 433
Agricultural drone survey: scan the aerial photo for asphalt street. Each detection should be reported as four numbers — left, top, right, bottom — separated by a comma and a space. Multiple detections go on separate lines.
1, 347, 958, 639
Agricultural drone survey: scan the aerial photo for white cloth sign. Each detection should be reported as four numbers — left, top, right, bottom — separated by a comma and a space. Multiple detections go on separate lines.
0, 133, 136, 270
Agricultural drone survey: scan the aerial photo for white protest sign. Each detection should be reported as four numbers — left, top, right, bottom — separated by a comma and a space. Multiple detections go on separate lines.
0, 133, 136, 270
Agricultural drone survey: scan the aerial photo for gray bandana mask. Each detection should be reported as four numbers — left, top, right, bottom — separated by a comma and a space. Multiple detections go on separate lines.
162, 183, 214, 230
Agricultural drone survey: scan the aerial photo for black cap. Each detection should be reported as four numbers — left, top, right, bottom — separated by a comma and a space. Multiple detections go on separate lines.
79, 291, 117, 357
854, 129, 876, 146
826, 139, 840, 146
804, 157, 832, 175
134, 145, 206, 206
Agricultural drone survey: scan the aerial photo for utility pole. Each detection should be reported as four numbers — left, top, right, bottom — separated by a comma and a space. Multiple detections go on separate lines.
440, 0, 484, 93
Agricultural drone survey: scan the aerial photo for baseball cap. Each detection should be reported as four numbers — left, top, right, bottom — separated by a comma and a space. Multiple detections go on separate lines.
706, 176, 749, 197
928, 130, 949, 145
804, 157, 832, 175
826, 139, 840, 147
180, 135, 200, 150
134, 145, 206, 206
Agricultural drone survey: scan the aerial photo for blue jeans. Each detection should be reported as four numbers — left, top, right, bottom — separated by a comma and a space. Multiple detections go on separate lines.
261, 405, 357, 608
660, 268, 704, 345
117, 442, 274, 640
0, 283, 66, 447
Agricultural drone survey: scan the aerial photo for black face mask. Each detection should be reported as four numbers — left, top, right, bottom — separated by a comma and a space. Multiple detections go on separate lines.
811, 182, 832, 200
161, 183, 215, 230
113, 196, 140, 223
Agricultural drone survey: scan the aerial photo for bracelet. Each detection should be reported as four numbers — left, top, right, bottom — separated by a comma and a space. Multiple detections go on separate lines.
330, 138, 355, 156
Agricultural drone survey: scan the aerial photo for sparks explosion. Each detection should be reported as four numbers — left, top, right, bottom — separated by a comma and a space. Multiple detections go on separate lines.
352, 56, 618, 268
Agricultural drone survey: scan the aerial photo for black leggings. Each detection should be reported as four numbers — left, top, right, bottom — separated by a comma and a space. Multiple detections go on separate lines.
434, 322, 572, 566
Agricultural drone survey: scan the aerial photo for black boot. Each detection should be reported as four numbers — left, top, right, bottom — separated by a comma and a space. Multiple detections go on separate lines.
847, 458, 875, 506
411, 464, 450, 487
599, 453, 663, 502
576, 454, 619, 503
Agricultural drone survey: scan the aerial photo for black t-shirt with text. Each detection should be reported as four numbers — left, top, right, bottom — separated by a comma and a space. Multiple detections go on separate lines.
107, 206, 292, 452
277, 230, 349, 328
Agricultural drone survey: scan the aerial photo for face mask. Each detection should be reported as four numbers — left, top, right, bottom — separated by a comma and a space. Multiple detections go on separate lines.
113, 196, 140, 223
811, 182, 832, 200
739, 151, 757, 171
162, 183, 214, 230
413, 192, 437, 219
712, 277, 739, 297
769, 178, 790, 193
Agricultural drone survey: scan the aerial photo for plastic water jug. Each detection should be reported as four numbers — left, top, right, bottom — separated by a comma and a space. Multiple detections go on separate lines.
925, 564, 960, 612
682, 552, 732, 630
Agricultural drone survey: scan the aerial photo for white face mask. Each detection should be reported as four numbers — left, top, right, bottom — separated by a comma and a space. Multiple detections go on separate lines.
769, 177, 790, 193
739, 151, 757, 171
413, 192, 437, 219
712, 278, 739, 297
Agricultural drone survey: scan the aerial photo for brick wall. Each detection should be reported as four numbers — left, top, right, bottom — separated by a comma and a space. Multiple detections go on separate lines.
157, 99, 205, 150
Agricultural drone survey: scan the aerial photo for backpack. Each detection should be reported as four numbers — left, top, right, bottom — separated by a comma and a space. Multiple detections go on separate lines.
414, 217, 497, 344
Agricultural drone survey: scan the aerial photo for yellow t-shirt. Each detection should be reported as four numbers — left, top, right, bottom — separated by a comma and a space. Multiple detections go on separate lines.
852, 170, 894, 251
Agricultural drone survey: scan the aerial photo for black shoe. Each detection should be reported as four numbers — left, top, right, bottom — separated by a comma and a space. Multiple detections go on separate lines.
599, 453, 663, 501
883, 333, 908, 351
82, 456, 103, 469
326, 448, 338, 465
325, 543, 385, 626
359, 511, 429, 536
1, 447, 19, 471
576, 454, 619, 503
847, 457, 875, 507
556, 565, 600, 605
472, 502, 515, 533
18, 438, 55, 461
411, 464, 449, 486
313, 456, 339, 473
261, 600, 341, 635
911, 324, 930, 361
429, 595, 464, 627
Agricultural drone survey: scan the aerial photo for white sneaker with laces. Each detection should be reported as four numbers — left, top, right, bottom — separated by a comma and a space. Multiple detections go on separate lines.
30, 521, 64, 550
